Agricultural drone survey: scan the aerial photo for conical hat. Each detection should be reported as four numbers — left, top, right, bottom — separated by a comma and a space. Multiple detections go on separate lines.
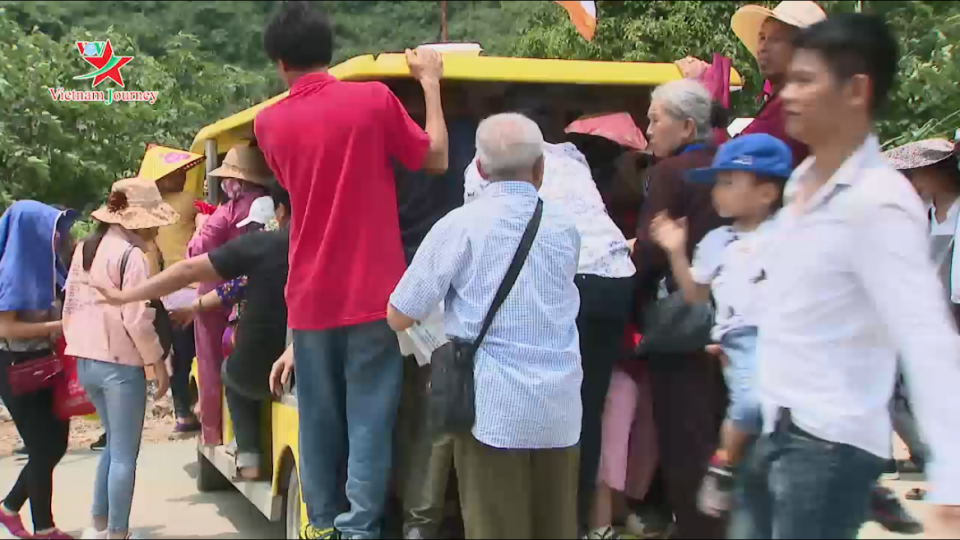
137, 144, 205, 183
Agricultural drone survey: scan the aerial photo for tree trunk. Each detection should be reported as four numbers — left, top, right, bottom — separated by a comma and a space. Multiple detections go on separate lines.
440, 1, 448, 42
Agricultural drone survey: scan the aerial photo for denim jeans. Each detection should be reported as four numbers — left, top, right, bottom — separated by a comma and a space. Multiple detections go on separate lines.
77, 359, 147, 535
294, 320, 404, 539
729, 412, 885, 539
721, 327, 761, 434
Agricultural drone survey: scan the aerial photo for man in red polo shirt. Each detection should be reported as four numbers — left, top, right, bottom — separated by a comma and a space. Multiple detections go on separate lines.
731, 1, 825, 165
254, 2, 448, 538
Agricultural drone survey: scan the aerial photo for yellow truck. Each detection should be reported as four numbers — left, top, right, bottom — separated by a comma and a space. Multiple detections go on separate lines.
185, 49, 743, 539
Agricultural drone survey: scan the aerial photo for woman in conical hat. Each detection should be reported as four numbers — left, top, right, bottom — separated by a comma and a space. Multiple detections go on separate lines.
138, 144, 207, 436
138, 144, 205, 267
886, 138, 960, 317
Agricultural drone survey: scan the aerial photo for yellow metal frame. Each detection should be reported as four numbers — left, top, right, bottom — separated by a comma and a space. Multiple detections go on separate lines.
185, 52, 744, 194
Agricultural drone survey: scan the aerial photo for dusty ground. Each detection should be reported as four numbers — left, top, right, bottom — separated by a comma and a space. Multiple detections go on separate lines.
0, 391, 186, 457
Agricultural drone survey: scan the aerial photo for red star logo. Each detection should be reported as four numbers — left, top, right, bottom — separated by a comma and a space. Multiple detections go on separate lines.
75, 40, 134, 88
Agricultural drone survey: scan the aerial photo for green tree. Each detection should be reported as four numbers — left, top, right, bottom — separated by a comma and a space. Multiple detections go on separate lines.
0, 9, 273, 212
511, 1, 776, 116
513, 0, 960, 147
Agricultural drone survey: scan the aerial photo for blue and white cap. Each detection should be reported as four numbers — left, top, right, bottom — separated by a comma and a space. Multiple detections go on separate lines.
687, 133, 794, 183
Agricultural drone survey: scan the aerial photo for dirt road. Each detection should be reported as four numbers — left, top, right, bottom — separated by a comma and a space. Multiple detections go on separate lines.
0, 440, 280, 539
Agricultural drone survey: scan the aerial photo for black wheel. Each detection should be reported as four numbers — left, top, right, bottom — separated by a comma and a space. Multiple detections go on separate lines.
196, 449, 231, 493
284, 466, 302, 539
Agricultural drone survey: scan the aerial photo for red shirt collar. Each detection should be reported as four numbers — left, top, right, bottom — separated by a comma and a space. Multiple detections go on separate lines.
290, 71, 337, 96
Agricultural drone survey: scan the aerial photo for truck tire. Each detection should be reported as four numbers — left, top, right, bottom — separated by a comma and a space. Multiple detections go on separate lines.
196, 449, 231, 493
284, 467, 302, 540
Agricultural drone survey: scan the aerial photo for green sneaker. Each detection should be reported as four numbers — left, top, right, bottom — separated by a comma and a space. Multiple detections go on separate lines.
301, 525, 340, 540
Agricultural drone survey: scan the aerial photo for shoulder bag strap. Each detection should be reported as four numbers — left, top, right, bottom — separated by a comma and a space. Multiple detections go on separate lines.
471, 198, 544, 353
119, 245, 136, 290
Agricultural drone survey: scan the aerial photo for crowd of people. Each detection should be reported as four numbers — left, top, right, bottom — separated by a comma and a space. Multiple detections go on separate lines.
1, 1, 960, 539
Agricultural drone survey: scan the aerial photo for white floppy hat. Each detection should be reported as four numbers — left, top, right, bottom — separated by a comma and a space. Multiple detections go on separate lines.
236, 196, 276, 228
732, 1, 827, 58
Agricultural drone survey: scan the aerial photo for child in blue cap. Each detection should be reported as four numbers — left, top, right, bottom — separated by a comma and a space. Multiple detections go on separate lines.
650, 133, 793, 517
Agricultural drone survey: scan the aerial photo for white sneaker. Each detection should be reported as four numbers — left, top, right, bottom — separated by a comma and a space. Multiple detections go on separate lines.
80, 528, 106, 540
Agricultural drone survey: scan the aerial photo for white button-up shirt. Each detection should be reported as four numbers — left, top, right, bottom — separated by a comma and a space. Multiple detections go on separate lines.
758, 135, 960, 504
390, 181, 583, 450
465, 143, 636, 279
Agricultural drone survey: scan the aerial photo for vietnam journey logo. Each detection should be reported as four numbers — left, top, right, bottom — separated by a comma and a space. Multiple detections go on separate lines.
48, 40, 159, 105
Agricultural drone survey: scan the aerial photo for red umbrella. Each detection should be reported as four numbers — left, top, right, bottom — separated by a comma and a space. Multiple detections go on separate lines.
565, 112, 648, 151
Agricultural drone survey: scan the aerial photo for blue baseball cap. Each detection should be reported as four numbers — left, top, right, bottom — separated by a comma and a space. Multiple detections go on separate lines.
687, 133, 794, 183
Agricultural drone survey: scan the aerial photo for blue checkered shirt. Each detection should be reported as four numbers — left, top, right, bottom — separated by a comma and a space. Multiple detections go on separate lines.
390, 181, 583, 449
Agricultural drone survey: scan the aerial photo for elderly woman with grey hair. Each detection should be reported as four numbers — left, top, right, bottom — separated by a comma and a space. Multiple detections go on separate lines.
389, 113, 583, 539
629, 78, 730, 539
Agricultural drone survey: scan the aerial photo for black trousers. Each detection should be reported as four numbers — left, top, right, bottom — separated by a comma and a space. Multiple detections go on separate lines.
575, 274, 634, 527
224, 386, 263, 468
0, 350, 70, 531
647, 354, 728, 539
170, 324, 196, 420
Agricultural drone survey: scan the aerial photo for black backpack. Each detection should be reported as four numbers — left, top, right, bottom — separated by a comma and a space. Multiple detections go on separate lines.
120, 246, 174, 361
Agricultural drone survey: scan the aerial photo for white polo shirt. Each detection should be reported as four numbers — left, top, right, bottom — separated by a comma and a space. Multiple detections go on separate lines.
690, 221, 774, 342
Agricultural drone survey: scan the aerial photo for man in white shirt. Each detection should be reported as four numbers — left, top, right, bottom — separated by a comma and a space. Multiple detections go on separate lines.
732, 14, 960, 539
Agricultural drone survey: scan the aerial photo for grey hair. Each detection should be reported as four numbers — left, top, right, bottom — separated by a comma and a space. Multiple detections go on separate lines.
651, 79, 713, 143
475, 113, 545, 180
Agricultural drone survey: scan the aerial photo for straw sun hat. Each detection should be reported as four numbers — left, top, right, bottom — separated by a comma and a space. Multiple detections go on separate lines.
91, 178, 179, 230
732, 1, 827, 58
208, 145, 272, 186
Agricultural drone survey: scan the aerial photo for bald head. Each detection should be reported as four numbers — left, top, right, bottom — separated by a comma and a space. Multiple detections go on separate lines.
476, 113, 545, 186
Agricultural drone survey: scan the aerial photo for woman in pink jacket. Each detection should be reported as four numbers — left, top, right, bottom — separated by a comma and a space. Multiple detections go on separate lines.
187, 145, 270, 445
63, 179, 176, 540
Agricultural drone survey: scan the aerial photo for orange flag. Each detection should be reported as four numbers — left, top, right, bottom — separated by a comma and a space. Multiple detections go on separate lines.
554, 1, 598, 41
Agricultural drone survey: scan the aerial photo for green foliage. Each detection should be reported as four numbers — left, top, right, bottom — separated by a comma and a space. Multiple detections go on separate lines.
512, 1, 777, 116
2, 0, 958, 215
0, 8, 273, 214
0, 0, 531, 213
514, 0, 960, 148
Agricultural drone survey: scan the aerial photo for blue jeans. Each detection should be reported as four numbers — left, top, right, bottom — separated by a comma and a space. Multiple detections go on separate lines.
721, 327, 761, 434
729, 412, 885, 539
77, 359, 147, 535
294, 320, 403, 539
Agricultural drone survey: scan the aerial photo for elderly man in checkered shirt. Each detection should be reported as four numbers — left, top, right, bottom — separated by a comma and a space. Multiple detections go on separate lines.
388, 113, 584, 540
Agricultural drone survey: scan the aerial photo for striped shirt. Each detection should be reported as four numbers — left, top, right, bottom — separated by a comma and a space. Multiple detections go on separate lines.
390, 181, 583, 449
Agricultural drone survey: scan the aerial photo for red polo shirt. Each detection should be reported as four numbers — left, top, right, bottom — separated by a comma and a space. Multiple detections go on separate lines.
255, 72, 431, 330
740, 93, 809, 167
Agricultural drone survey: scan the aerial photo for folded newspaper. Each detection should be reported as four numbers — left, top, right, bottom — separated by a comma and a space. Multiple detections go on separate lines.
396, 303, 447, 367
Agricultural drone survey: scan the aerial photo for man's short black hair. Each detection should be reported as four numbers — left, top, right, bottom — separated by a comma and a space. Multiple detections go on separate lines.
264, 1, 334, 69
793, 13, 899, 114
268, 181, 291, 212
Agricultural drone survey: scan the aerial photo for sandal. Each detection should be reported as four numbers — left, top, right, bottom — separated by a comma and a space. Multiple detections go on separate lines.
174, 421, 201, 435
906, 488, 926, 501
233, 467, 261, 482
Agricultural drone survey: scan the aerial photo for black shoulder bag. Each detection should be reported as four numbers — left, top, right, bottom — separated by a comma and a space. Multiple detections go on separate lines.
120, 246, 174, 361
428, 199, 544, 436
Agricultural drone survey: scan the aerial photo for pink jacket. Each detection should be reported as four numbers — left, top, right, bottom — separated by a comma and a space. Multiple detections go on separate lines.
187, 190, 261, 294
62, 226, 164, 367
